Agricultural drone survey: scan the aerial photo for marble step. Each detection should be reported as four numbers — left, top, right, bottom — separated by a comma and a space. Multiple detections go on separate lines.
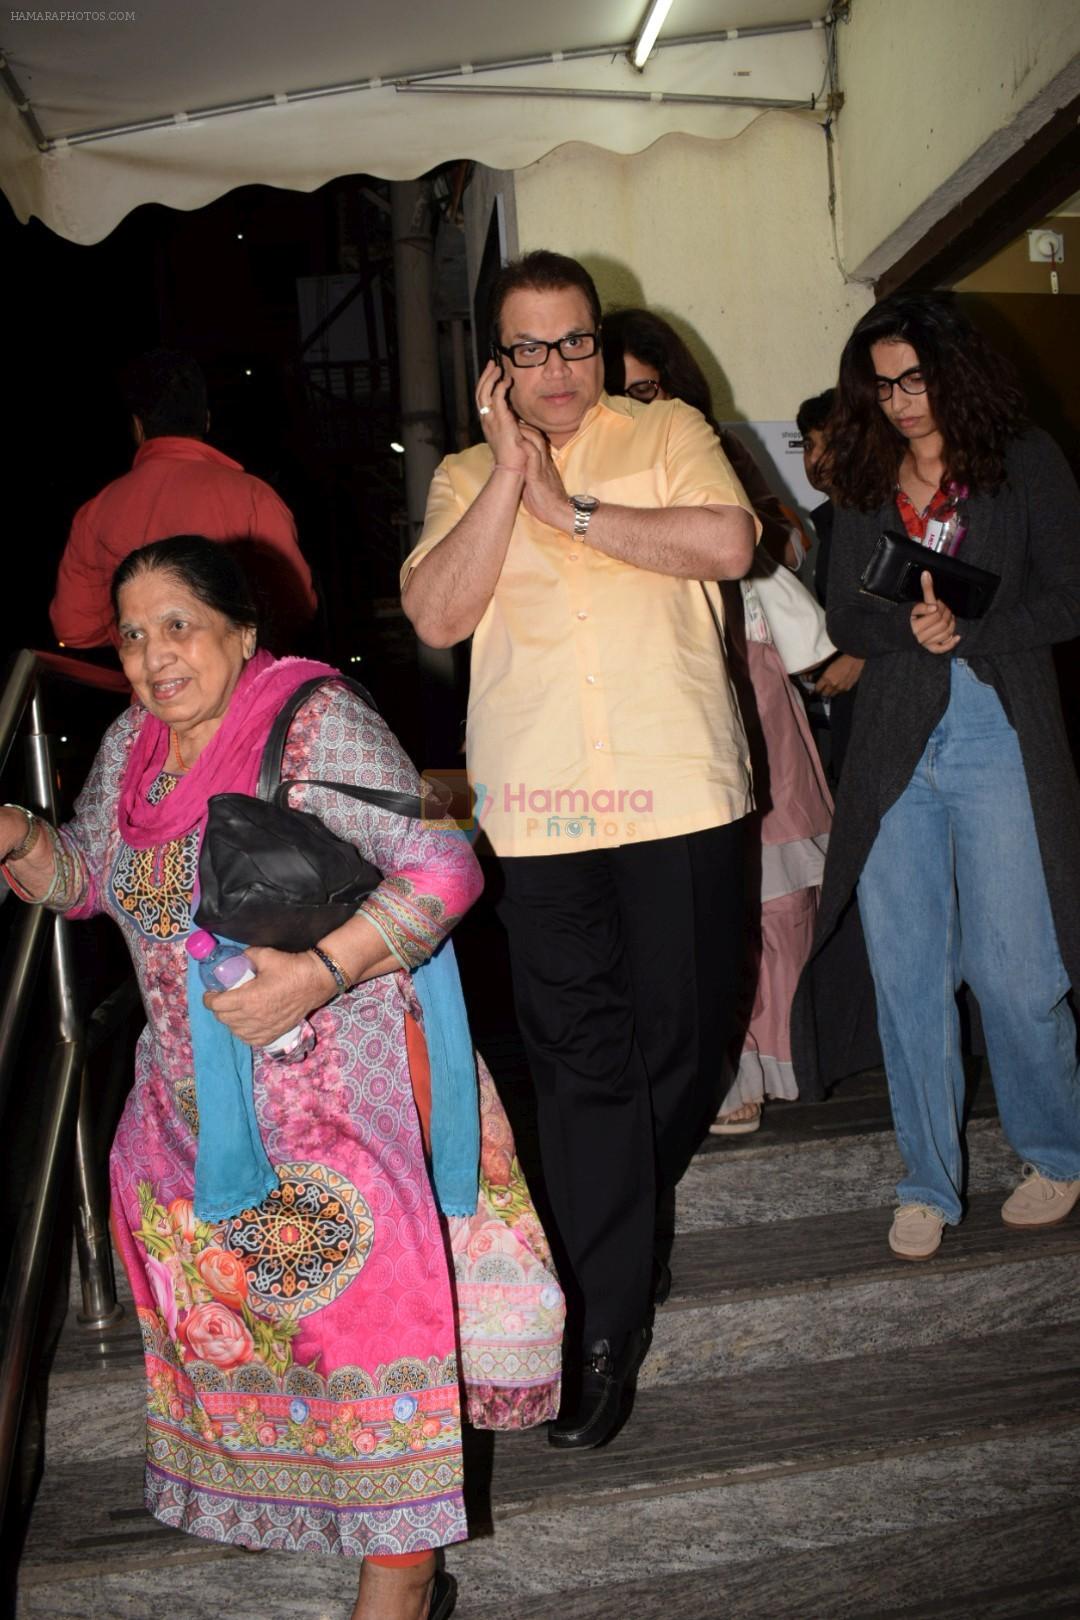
19, 1416, 1080, 1618
42, 1190, 1080, 1465
692, 1063, 997, 1150
66, 1110, 1024, 1319
640, 1189, 1080, 1387
667, 1187, 1080, 1300
673, 1114, 1020, 1233
470, 1317, 1080, 1516
461, 1497, 1080, 1620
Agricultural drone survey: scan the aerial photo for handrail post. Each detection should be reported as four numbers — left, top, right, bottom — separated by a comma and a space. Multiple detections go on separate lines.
25, 690, 121, 1328
72, 1097, 122, 1328
0, 902, 49, 1120
0, 655, 133, 1528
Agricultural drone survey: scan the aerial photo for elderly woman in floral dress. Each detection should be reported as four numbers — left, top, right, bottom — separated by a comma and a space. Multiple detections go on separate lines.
0, 537, 563, 1620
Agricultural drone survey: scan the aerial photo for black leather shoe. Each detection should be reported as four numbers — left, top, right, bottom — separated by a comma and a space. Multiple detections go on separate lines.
548, 1326, 652, 1450
428, 1568, 457, 1620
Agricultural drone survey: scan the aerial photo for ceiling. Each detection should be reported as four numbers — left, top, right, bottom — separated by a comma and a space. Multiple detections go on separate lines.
0, 0, 832, 242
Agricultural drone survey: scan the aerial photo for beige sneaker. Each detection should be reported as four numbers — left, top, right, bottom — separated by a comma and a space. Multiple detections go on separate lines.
1001, 1166, 1080, 1229
888, 1203, 945, 1260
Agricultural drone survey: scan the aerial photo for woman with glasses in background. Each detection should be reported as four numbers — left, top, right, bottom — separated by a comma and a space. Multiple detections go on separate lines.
602, 308, 833, 1137
794, 291, 1080, 1259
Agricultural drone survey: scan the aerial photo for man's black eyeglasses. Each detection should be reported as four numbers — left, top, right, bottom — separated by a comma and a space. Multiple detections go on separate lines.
874, 366, 927, 402
495, 332, 600, 369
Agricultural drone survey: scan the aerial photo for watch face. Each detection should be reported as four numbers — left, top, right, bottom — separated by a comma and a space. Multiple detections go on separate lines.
571, 494, 599, 512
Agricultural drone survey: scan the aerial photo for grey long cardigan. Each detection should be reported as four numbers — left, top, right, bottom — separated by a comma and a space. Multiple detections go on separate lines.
792, 428, 1080, 1100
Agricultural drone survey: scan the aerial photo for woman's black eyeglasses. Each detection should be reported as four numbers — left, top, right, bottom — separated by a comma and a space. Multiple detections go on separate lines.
624, 379, 662, 403
874, 367, 927, 403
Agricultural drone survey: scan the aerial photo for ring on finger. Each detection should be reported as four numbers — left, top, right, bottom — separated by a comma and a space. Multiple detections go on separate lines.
478, 405, 492, 417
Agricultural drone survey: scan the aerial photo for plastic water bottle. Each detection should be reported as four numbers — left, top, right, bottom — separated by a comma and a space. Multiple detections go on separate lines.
186, 930, 315, 1061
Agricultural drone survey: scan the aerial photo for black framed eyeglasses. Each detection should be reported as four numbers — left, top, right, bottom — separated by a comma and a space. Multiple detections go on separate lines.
624, 379, 661, 403
874, 366, 927, 402
495, 331, 600, 368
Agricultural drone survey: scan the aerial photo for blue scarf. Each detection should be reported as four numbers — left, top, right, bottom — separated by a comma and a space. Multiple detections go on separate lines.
186, 945, 277, 1223
187, 939, 479, 1224
411, 939, 480, 1217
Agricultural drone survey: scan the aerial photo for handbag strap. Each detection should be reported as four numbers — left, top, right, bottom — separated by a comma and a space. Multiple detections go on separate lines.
257, 676, 425, 819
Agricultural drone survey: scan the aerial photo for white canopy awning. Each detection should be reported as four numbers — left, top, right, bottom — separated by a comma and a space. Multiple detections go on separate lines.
0, 0, 831, 244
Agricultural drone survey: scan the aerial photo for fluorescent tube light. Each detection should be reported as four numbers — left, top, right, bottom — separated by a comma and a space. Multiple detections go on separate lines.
631, 0, 676, 69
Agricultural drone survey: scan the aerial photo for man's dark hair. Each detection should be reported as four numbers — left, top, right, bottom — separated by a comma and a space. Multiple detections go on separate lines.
796, 389, 836, 440
488, 251, 602, 346
121, 349, 208, 439
825, 293, 1028, 509
112, 535, 260, 637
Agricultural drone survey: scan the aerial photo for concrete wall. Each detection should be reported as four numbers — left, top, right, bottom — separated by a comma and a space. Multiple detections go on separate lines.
456, 8, 1080, 431
836, 0, 1080, 280
502, 117, 871, 425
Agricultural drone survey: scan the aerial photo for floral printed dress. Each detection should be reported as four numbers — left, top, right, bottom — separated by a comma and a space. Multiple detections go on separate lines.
43, 683, 490, 1557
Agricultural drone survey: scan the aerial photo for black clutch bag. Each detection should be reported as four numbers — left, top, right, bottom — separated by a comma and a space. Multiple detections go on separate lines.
196, 676, 425, 952
859, 529, 999, 620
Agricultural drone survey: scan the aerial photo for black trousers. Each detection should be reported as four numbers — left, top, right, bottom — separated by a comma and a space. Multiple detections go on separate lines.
497, 821, 746, 1343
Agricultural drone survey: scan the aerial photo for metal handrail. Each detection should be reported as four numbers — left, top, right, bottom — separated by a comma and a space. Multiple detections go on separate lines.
0, 651, 129, 1530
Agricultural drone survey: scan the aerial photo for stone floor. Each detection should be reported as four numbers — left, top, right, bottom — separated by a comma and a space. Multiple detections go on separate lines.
15, 1047, 1080, 1619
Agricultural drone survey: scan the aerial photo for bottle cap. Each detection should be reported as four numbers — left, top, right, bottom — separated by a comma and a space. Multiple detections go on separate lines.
186, 929, 217, 961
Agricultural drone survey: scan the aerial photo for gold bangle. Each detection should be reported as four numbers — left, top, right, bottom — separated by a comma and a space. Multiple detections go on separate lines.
2, 805, 40, 863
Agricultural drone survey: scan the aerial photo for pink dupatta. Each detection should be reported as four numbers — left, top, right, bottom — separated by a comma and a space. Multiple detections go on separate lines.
116, 650, 339, 849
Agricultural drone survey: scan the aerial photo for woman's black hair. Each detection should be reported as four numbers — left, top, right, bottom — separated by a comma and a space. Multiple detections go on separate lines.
111, 536, 261, 634
825, 292, 1028, 509
796, 389, 836, 440
601, 308, 720, 434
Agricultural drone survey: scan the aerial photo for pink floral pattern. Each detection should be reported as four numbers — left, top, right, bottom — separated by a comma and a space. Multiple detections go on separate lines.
449, 1057, 564, 1429
50, 681, 487, 1557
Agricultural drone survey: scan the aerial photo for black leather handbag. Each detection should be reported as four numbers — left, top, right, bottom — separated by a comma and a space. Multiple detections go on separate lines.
859, 529, 1000, 619
195, 677, 424, 952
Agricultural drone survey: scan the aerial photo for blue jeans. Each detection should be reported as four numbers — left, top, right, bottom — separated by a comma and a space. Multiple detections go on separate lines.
857, 659, 1080, 1222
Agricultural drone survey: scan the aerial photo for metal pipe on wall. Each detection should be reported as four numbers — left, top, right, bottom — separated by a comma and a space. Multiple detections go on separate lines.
395, 83, 817, 110
15, 17, 836, 151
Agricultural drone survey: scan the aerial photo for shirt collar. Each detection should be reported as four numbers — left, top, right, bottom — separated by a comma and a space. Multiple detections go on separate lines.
133, 436, 244, 472
549, 391, 632, 460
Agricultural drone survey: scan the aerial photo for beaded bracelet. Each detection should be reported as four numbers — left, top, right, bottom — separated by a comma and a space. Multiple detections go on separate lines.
310, 944, 351, 995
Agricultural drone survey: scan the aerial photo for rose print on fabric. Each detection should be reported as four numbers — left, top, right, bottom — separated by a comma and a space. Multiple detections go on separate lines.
136, 1180, 297, 1379
179, 1301, 255, 1370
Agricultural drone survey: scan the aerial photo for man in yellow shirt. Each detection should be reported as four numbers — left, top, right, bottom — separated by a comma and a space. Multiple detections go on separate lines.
402, 252, 757, 1450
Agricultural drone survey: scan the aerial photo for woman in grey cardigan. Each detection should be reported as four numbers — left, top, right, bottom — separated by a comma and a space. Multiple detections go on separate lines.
793, 293, 1080, 1260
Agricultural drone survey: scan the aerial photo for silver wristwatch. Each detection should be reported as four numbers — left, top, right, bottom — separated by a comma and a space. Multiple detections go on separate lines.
569, 493, 599, 538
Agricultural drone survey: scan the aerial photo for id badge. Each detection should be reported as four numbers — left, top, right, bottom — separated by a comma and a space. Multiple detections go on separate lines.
923, 518, 946, 553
